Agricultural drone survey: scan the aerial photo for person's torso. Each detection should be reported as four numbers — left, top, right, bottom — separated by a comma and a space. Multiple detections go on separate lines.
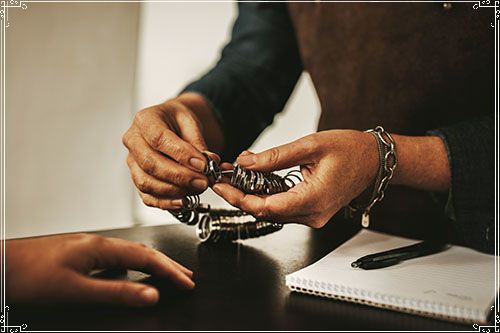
287, 2, 494, 238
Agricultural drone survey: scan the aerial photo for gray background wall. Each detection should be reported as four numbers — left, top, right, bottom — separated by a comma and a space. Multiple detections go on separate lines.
6, 3, 139, 237
5, 2, 319, 238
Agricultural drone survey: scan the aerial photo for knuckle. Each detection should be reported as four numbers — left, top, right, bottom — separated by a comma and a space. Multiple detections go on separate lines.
133, 109, 148, 126
267, 148, 281, 166
126, 154, 136, 170
139, 154, 157, 176
308, 215, 328, 229
160, 100, 179, 114
131, 242, 152, 257
304, 135, 320, 152
255, 203, 271, 219
190, 136, 207, 151
136, 177, 151, 193
172, 171, 188, 187
142, 195, 157, 208
111, 283, 130, 302
167, 143, 185, 161
150, 130, 169, 151
122, 131, 131, 149
254, 210, 267, 219
131, 172, 142, 188
143, 246, 157, 259
85, 234, 106, 247
66, 233, 90, 243
143, 200, 155, 208
309, 221, 322, 229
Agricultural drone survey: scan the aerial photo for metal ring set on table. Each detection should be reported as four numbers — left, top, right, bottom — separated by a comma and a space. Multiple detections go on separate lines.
196, 209, 284, 243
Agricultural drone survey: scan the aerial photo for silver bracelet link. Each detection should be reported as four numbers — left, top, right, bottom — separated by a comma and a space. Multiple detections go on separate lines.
348, 126, 397, 228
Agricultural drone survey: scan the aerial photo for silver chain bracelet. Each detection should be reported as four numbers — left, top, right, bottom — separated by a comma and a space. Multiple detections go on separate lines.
348, 126, 397, 228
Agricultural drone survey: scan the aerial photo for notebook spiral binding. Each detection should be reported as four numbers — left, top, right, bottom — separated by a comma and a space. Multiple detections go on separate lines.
285, 276, 482, 324
171, 154, 302, 242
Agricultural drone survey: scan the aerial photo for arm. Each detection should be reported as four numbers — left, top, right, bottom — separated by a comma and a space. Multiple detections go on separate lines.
391, 134, 450, 191
123, 3, 303, 211
213, 117, 494, 253
182, 2, 303, 161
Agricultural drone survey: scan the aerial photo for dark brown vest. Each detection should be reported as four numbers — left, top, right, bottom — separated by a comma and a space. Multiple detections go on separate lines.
287, 2, 494, 238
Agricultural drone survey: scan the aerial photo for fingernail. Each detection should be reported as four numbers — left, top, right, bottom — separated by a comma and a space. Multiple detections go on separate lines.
138, 287, 159, 305
212, 184, 222, 194
236, 154, 256, 167
189, 157, 206, 172
171, 199, 183, 208
204, 150, 221, 163
239, 150, 253, 157
190, 178, 208, 190
182, 276, 196, 290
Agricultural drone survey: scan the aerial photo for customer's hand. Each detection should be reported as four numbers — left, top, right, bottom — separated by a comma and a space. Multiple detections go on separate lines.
5, 234, 195, 307
122, 93, 222, 210
213, 130, 379, 228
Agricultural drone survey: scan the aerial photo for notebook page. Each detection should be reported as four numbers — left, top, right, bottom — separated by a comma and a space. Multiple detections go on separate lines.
286, 229, 497, 323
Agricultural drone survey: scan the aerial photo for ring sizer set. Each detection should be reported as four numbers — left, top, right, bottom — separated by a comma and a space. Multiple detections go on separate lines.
171, 153, 302, 242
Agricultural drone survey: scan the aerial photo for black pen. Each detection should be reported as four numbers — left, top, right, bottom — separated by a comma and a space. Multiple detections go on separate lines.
351, 240, 449, 270
351, 257, 402, 270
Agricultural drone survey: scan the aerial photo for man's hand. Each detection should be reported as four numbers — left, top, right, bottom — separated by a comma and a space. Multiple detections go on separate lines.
213, 129, 451, 228
122, 93, 223, 210
213, 130, 379, 228
5, 234, 195, 307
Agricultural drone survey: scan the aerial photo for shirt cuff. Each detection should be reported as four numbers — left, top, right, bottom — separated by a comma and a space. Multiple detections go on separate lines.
428, 117, 494, 254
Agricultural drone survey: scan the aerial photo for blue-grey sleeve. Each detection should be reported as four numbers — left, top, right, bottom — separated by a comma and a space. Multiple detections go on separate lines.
182, 3, 303, 161
430, 116, 494, 254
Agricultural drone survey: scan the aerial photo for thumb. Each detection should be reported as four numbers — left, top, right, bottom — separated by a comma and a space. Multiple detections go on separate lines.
238, 150, 254, 157
236, 137, 315, 172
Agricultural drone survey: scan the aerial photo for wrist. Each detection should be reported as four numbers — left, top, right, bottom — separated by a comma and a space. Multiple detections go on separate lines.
349, 129, 394, 204
360, 130, 381, 190
390, 134, 450, 192
347, 127, 398, 227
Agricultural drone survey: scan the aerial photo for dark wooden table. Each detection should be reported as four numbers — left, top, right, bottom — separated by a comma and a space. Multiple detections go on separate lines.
9, 220, 475, 330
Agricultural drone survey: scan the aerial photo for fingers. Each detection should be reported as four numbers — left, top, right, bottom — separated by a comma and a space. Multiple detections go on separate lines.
138, 191, 183, 210
236, 136, 317, 172
220, 162, 234, 171
123, 102, 226, 211
164, 256, 194, 278
57, 236, 196, 307
213, 182, 332, 228
125, 132, 208, 189
173, 105, 209, 153
87, 237, 195, 291
238, 150, 253, 158
212, 182, 307, 222
68, 273, 161, 307
127, 154, 207, 198
203, 151, 221, 165
130, 107, 207, 172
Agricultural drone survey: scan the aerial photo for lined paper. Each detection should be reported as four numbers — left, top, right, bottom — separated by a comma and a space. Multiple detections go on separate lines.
286, 229, 498, 324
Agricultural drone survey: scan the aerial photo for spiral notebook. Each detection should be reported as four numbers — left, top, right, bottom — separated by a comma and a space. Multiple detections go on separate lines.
286, 229, 498, 324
